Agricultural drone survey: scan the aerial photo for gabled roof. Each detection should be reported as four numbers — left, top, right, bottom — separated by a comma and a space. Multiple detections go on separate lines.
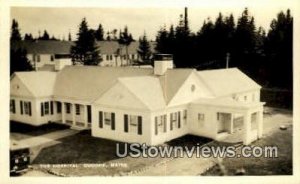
53, 66, 154, 102
13, 71, 57, 97
197, 68, 261, 97
11, 40, 156, 55
118, 76, 166, 110
11, 40, 73, 55
159, 69, 194, 103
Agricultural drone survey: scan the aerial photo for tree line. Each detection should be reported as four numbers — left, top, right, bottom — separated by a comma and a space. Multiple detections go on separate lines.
10, 8, 292, 92
155, 8, 292, 90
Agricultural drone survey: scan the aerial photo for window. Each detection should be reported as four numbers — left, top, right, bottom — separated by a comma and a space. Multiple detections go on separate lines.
244, 96, 247, 101
75, 104, 80, 115
50, 55, 54, 61
100, 112, 115, 130
44, 102, 49, 115
198, 113, 205, 127
106, 55, 109, 60
23, 101, 31, 116
170, 112, 180, 130
131, 54, 135, 60
66, 103, 71, 114
110, 55, 113, 60
37, 55, 41, 62
56, 102, 61, 113
183, 110, 187, 125
32, 55, 36, 62
155, 115, 166, 135
10, 99, 15, 113
124, 114, 142, 135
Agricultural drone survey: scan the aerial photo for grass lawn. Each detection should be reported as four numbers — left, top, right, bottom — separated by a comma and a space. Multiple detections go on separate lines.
10, 121, 69, 140
202, 124, 293, 175
31, 132, 211, 176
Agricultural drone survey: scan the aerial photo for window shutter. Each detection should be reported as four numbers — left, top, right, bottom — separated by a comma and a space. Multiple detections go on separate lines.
178, 111, 181, 128
170, 114, 173, 130
12, 100, 16, 113
99, 111, 103, 128
20, 101, 23, 115
111, 113, 115, 130
138, 116, 142, 135
29, 102, 32, 116
124, 114, 128, 132
41, 103, 44, 116
155, 117, 158, 135
50, 101, 54, 115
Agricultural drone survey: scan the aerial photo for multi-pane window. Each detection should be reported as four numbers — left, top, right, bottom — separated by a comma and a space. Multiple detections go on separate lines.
44, 102, 49, 115
66, 103, 71, 114
155, 115, 166, 135
37, 55, 41, 62
99, 111, 115, 130
124, 114, 142, 135
170, 112, 180, 130
56, 102, 61, 113
106, 55, 109, 60
10, 99, 16, 113
198, 113, 205, 127
22, 101, 31, 116
75, 104, 80, 115
50, 55, 54, 61
109, 55, 113, 60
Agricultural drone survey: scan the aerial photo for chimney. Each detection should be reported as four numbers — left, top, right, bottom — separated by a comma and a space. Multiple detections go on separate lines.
154, 54, 173, 75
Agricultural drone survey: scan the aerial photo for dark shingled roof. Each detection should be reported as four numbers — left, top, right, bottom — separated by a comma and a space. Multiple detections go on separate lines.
11, 40, 156, 55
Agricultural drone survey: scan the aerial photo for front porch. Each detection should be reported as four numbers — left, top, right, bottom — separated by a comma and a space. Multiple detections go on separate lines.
55, 102, 92, 130
191, 98, 265, 145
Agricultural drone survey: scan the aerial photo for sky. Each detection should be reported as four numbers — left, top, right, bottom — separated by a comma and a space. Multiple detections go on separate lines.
11, 4, 294, 41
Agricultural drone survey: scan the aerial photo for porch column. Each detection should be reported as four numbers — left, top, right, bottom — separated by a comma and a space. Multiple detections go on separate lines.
62, 102, 66, 124
230, 113, 234, 134
257, 109, 263, 139
83, 105, 88, 128
72, 103, 76, 126
243, 111, 251, 145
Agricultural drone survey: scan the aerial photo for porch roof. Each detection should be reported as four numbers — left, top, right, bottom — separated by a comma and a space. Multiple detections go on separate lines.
191, 97, 265, 110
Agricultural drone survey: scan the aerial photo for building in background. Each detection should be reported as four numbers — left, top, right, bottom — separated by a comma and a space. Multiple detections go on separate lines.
11, 40, 155, 71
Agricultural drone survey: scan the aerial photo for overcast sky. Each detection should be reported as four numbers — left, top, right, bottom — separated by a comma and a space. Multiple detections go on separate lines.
11, 4, 293, 41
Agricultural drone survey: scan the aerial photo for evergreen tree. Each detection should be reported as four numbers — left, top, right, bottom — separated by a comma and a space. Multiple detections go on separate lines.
71, 18, 101, 65
10, 48, 33, 75
137, 32, 152, 63
40, 30, 50, 40
118, 26, 134, 65
264, 9, 293, 89
24, 33, 33, 41
11, 19, 22, 41
95, 24, 104, 41
155, 26, 169, 54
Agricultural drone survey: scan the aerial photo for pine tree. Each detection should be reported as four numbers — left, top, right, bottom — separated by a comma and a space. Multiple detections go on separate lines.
95, 24, 104, 41
40, 30, 50, 40
137, 32, 152, 63
71, 18, 101, 65
118, 26, 134, 65
24, 33, 33, 41
10, 48, 33, 74
155, 26, 169, 54
11, 19, 22, 41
